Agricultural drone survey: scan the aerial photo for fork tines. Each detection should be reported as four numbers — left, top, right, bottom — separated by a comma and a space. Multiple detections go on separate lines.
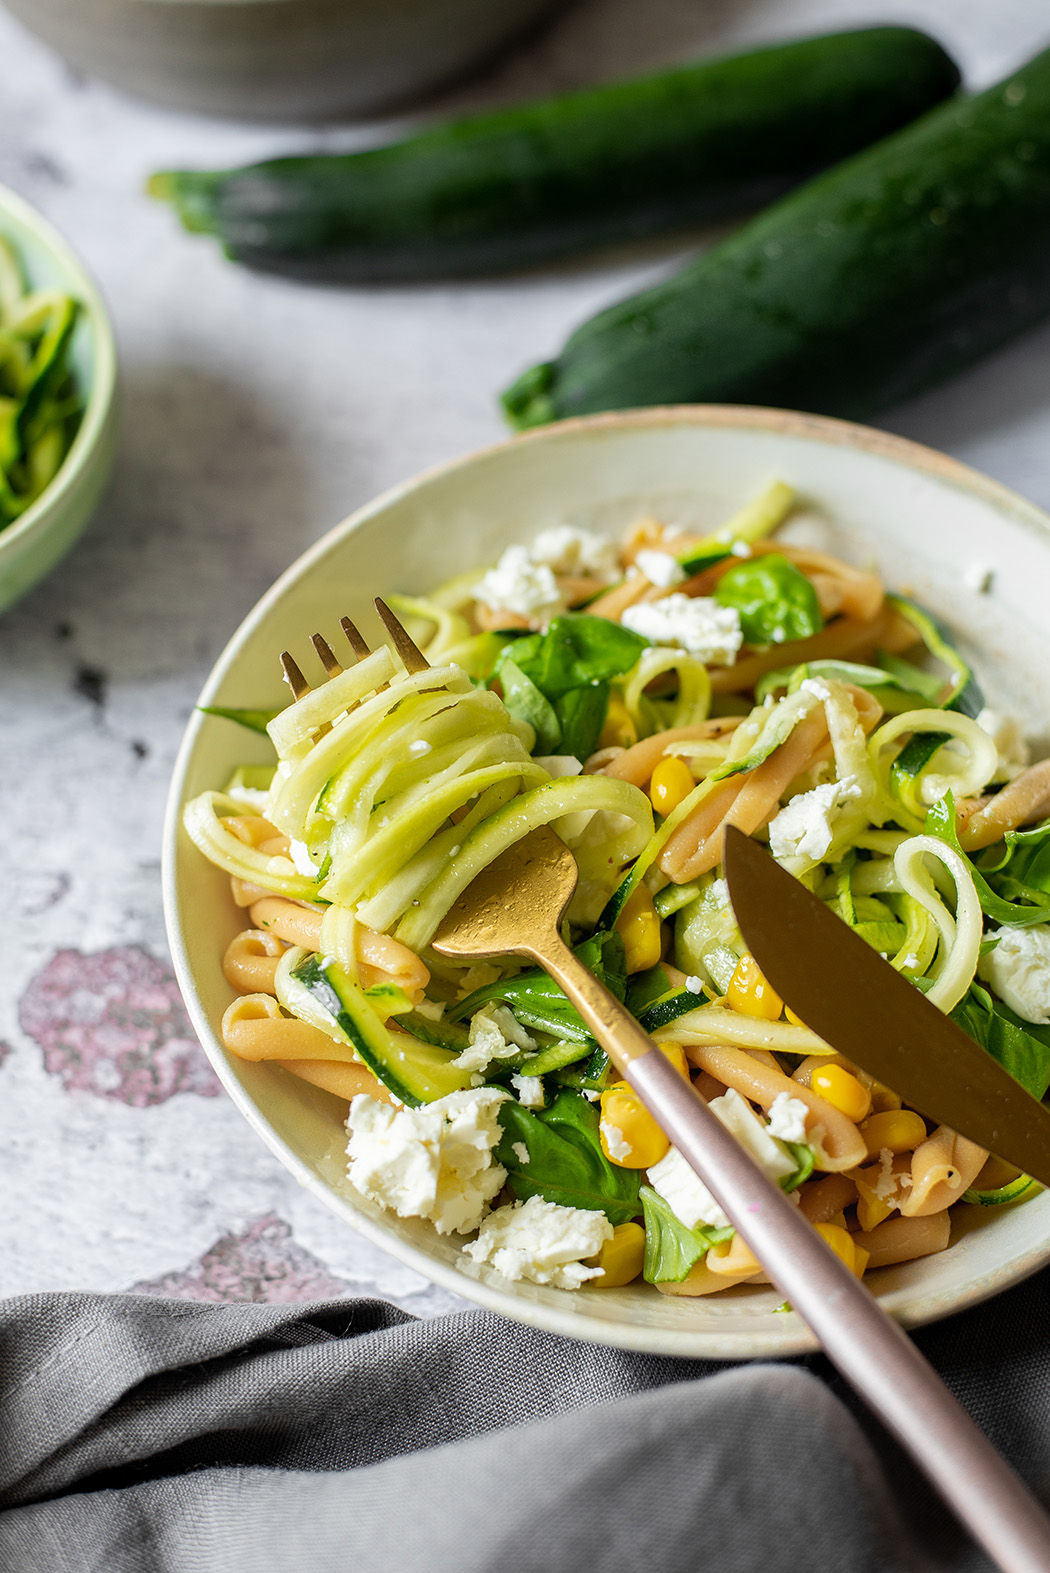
280, 599, 431, 703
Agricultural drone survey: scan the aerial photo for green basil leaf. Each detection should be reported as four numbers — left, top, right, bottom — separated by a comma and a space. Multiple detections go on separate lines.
640, 1185, 732, 1282
714, 553, 822, 647
950, 985, 1050, 1101
497, 1090, 642, 1224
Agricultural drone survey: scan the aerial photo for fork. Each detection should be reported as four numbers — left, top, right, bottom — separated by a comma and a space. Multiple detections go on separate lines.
284, 601, 1050, 1573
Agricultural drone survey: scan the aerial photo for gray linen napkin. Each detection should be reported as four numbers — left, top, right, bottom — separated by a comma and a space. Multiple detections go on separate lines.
1, 1273, 1047, 1573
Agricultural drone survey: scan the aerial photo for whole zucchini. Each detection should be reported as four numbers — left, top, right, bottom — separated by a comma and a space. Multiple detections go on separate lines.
149, 27, 959, 282
502, 45, 1050, 427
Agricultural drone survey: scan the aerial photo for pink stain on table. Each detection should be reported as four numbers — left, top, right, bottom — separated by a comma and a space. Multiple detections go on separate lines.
130, 1213, 350, 1303
19, 945, 220, 1105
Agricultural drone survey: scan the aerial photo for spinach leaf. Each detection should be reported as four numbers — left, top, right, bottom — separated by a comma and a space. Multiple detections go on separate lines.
951, 984, 1050, 1101
924, 794, 1050, 928
493, 614, 648, 760
500, 614, 648, 697
714, 553, 822, 647
450, 931, 627, 1043
640, 1185, 732, 1282
979, 820, 1050, 905
498, 658, 561, 754
199, 705, 280, 735
497, 1090, 642, 1224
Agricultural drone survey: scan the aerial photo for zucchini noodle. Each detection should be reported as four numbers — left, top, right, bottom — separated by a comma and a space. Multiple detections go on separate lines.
868, 708, 998, 831
187, 497, 1049, 1302
621, 646, 711, 735
892, 836, 983, 1012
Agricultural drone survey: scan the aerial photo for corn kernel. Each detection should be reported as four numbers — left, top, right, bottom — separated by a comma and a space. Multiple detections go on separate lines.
658, 1041, 690, 1079
726, 954, 783, 1020
591, 1221, 646, 1287
649, 756, 695, 817
599, 1082, 670, 1169
784, 1004, 807, 1028
615, 884, 663, 974
853, 1168, 894, 1232
599, 692, 638, 750
815, 1221, 858, 1275
851, 1243, 870, 1279
859, 1108, 926, 1158
811, 1064, 872, 1122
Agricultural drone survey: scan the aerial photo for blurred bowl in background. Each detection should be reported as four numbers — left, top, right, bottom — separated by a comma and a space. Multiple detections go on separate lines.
2, 0, 565, 121
0, 183, 118, 617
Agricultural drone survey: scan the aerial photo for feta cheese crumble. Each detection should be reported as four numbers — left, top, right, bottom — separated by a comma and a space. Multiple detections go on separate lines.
474, 545, 562, 620
464, 1194, 612, 1288
510, 1073, 545, 1108
647, 1088, 795, 1229
621, 594, 743, 665
346, 1087, 509, 1235
528, 524, 619, 581
287, 839, 321, 877
768, 778, 861, 863
600, 1118, 633, 1163
634, 548, 687, 588
512, 1142, 531, 1166
684, 975, 705, 996
978, 924, 1050, 1024
455, 1003, 536, 1075
766, 1091, 810, 1145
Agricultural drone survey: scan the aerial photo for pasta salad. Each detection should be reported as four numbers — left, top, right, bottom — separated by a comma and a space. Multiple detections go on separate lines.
185, 483, 1050, 1298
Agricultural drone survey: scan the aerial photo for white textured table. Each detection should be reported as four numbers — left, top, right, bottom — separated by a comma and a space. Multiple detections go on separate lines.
1, 0, 1048, 1315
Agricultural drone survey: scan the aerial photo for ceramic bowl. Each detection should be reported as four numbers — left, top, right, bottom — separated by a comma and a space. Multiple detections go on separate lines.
0, 184, 118, 618
3, 0, 562, 121
164, 406, 1050, 1357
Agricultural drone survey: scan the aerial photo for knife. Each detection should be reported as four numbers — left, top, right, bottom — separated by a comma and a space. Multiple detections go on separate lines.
723, 823, 1050, 1188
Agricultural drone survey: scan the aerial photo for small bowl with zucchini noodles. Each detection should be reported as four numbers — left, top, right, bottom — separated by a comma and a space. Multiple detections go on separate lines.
0, 183, 117, 616
165, 406, 1050, 1358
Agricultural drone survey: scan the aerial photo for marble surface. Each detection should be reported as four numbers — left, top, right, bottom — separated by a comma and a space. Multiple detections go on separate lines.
0, 0, 1048, 1316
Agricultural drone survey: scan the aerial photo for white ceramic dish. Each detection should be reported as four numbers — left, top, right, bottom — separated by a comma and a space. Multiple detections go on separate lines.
0, 183, 118, 617
164, 406, 1050, 1358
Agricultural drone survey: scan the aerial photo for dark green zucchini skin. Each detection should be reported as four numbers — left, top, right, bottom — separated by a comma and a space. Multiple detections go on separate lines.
150, 28, 959, 282
503, 45, 1050, 427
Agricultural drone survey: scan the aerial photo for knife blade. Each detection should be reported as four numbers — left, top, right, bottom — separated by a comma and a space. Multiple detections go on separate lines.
722, 823, 1050, 1187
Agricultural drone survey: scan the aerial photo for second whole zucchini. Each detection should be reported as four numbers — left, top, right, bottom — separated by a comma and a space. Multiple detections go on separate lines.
149, 28, 960, 282
502, 44, 1050, 427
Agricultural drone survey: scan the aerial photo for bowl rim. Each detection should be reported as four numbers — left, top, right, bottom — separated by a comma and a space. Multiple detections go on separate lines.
0, 180, 118, 554
163, 404, 1050, 1356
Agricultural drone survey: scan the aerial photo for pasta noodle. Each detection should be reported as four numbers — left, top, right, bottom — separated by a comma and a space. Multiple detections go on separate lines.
222, 929, 284, 994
